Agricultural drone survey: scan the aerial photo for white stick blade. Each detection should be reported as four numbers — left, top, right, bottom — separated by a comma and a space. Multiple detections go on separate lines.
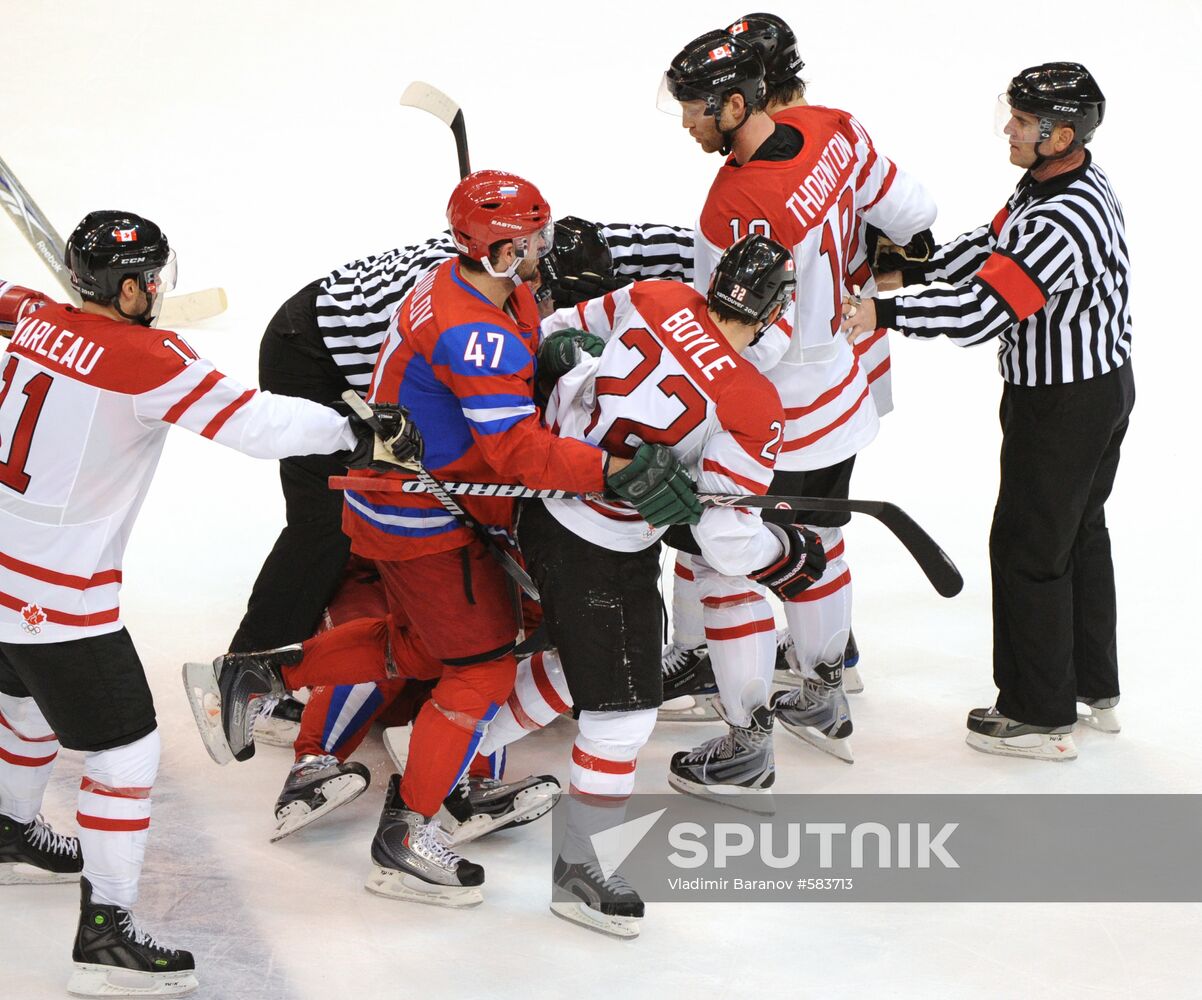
400, 81, 460, 126
159, 287, 228, 327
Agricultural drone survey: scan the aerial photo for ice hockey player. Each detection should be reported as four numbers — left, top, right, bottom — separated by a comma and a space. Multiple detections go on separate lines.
658, 27, 936, 761
187, 171, 703, 909
0, 212, 420, 998
463, 234, 825, 938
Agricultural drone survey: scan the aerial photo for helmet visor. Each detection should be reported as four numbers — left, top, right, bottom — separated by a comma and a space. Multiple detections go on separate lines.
994, 94, 1049, 143
513, 218, 555, 261
657, 73, 716, 117
146, 250, 178, 327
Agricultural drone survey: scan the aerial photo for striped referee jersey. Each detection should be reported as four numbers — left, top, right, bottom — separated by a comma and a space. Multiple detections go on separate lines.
315, 223, 695, 391
877, 151, 1130, 385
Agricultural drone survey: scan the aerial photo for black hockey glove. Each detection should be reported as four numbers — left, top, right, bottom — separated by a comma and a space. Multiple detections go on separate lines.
547, 271, 631, 308
604, 443, 702, 528
344, 403, 424, 472
536, 327, 607, 400
749, 523, 827, 600
865, 224, 936, 277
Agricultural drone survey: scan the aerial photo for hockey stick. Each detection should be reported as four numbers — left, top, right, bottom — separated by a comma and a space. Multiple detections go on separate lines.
0, 153, 229, 325
329, 474, 964, 599
339, 392, 540, 601
400, 82, 471, 179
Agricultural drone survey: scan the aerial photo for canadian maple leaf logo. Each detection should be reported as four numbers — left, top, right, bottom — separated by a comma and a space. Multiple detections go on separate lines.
20, 603, 46, 635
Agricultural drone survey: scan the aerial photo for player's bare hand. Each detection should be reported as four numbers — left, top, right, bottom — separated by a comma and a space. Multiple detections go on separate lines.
840, 294, 878, 344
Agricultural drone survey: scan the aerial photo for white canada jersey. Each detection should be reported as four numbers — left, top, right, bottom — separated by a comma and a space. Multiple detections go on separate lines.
695, 105, 936, 469
0, 303, 355, 644
542, 280, 784, 577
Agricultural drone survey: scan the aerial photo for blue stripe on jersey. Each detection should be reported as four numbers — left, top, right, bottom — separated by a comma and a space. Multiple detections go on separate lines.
449, 263, 496, 305
395, 351, 474, 468
345, 491, 459, 538
326, 684, 385, 755
447, 702, 500, 797
431, 321, 533, 378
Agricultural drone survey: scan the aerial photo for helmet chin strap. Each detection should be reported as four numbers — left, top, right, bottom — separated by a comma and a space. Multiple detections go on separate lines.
1029, 119, 1078, 171
717, 101, 752, 157
112, 283, 155, 327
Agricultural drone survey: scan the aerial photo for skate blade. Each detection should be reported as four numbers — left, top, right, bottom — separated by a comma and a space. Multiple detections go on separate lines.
1076, 707, 1120, 734
0, 862, 80, 885
667, 772, 776, 815
549, 901, 640, 939
444, 783, 561, 846
842, 665, 864, 695
965, 731, 1078, 761
777, 720, 854, 763
270, 773, 369, 843
364, 865, 483, 908
181, 661, 233, 766
68, 962, 198, 997
251, 717, 301, 748
657, 693, 721, 723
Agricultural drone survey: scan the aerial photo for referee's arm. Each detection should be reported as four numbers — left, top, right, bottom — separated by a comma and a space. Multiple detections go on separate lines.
879, 217, 1079, 346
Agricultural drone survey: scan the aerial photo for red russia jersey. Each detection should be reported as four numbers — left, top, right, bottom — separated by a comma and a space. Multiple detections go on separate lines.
0, 302, 353, 644
542, 280, 783, 576
345, 260, 605, 561
695, 105, 934, 470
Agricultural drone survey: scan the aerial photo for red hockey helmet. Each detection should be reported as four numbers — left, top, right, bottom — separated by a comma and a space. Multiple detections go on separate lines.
446, 170, 554, 277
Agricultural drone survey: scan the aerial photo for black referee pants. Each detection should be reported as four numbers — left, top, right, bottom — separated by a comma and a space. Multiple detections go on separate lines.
990, 362, 1135, 727
228, 281, 352, 654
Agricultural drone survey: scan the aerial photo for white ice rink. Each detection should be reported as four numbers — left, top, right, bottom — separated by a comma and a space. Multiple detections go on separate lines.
4, 2, 1201, 997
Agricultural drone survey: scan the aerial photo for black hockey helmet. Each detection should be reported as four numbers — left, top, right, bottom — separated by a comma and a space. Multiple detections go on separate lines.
661, 29, 766, 118
66, 211, 176, 326
708, 234, 796, 333
1006, 62, 1106, 144
727, 13, 804, 86
538, 217, 629, 308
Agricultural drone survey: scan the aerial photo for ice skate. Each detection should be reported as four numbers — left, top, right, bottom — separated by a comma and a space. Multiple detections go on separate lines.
182, 645, 301, 765
657, 642, 719, 722
0, 813, 82, 885
550, 855, 644, 939
842, 631, 863, 694
965, 706, 1078, 761
364, 774, 484, 908
770, 660, 854, 763
668, 702, 775, 813
68, 876, 197, 998
271, 754, 371, 842
1076, 695, 1121, 734
253, 695, 306, 748
438, 771, 561, 846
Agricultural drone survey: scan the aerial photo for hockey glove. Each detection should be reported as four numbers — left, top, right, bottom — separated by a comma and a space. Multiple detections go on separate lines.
547, 271, 630, 308
605, 443, 702, 528
865, 224, 936, 277
536, 327, 606, 399
344, 403, 425, 472
749, 523, 827, 600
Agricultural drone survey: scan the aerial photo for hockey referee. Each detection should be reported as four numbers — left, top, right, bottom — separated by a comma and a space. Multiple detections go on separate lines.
841, 63, 1133, 761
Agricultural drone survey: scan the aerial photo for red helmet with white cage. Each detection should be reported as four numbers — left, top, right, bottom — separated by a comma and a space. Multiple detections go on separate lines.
446, 170, 554, 280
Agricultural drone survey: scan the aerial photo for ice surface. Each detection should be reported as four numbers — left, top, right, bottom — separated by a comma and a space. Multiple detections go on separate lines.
3, 2, 1201, 998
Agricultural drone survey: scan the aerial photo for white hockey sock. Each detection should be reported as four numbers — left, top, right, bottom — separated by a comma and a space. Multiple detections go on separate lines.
782, 527, 852, 679
701, 593, 774, 727
562, 708, 656, 864
476, 650, 572, 759
0, 693, 59, 823
77, 730, 159, 909
670, 555, 706, 649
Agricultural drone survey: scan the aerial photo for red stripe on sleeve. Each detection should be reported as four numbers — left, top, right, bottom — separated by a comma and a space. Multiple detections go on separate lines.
162, 369, 222, 424
201, 388, 255, 440
701, 458, 769, 495
76, 812, 151, 832
674, 559, 695, 581
603, 293, 616, 328
975, 252, 1047, 320
861, 163, 897, 213
575, 302, 589, 332
571, 745, 636, 774
531, 652, 570, 715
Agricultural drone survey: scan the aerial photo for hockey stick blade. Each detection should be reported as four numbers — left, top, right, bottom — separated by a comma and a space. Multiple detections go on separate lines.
159, 287, 228, 326
338, 393, 538, 600
400, 81, 471, 179
329, 476, 963, 598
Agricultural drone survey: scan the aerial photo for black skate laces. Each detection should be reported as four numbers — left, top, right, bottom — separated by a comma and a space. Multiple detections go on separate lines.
27, 816, 79, 857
